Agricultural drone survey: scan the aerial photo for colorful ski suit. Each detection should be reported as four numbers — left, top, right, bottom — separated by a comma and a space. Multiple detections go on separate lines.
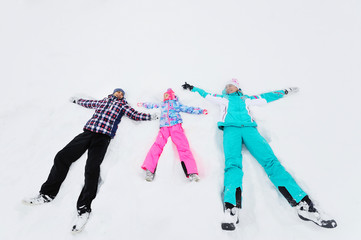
191, 86, 307, 207
140, 98, 204, 175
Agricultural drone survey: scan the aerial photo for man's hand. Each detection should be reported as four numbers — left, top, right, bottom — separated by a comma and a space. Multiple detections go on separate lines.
69, 96, 79, 104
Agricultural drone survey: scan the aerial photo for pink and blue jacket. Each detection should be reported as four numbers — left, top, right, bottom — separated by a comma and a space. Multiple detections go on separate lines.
139, 98, 204, 127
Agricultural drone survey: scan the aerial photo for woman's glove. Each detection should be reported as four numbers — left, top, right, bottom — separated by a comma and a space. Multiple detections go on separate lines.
182, 82, 194, 91
284, 87, 299, 95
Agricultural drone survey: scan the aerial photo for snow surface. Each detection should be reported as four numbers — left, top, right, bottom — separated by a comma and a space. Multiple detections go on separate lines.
1, 0, 360, 239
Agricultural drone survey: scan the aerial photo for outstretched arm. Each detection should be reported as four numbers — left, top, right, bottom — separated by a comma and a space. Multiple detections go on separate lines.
179, 103, 207, 115
123, 104, 153, 121
247, 87, 299, 106
137, 102, 161, 109
72, 97, 103, 109
182, 82, 227, 105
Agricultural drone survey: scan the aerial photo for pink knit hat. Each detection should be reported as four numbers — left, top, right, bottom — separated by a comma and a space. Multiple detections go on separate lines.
164, 88, 176, 101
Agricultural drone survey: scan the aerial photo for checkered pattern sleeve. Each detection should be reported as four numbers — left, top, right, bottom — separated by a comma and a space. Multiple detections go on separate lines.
77, 98, 103, 109
123, 104, 152, 121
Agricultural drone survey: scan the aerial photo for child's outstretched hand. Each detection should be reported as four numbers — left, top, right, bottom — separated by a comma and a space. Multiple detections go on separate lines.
137, 102, 143, 107
182, 82, 194, 91
203, 109, 208, 115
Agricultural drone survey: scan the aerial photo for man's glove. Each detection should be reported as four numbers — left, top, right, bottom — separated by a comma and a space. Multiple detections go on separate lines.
284, 87, 299, 95
203, 109, 208, 115
69, 96, 79, 104
151, 113, 160, 120
182, 82, 194, 91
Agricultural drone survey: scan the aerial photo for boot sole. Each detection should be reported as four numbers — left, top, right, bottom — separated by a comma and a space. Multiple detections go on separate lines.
298, 214, 337, 228
221, 223, 236, 231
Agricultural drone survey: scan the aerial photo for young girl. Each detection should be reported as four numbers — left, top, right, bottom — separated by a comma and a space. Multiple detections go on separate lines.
182, 79, 337, 230
138, 88, 207, 182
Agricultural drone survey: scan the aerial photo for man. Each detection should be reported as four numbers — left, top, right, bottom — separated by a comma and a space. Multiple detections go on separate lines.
24, 88, 158, 232
182, 79, 337, 230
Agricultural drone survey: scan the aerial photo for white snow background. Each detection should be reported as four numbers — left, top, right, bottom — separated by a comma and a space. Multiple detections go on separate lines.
0, 0, 360, 239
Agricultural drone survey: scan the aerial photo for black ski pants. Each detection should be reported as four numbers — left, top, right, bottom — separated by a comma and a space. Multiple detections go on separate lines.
40, 130, 111, 211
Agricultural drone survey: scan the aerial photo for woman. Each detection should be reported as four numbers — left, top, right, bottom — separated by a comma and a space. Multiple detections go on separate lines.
182, 79, 336, 230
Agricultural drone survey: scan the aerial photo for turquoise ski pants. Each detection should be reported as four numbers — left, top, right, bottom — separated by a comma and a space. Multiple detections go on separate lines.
223, 126, 307, 207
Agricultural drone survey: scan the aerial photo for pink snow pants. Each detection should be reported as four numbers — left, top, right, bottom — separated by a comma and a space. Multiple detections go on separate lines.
141, 123, 198, 175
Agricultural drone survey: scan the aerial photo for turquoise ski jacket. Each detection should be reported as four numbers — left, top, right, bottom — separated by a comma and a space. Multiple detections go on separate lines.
191, 87, 287, 130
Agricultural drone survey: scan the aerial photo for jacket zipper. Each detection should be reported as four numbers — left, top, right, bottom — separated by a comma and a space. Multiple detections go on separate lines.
167, 101, 171, 125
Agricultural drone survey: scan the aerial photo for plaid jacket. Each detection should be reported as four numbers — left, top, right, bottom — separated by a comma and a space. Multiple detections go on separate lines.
77, 95, 151, 138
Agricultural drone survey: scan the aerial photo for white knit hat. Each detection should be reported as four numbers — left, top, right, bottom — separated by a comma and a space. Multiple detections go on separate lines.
226, 78, 240, 89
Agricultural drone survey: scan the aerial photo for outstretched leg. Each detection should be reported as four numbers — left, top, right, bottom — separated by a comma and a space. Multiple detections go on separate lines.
40, 131, 92, 197
223, 127, 243, 207
169, 124, 198, 176
242, 127, 307, 205
76, 133, 110, 211
141, 127, 170, 173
